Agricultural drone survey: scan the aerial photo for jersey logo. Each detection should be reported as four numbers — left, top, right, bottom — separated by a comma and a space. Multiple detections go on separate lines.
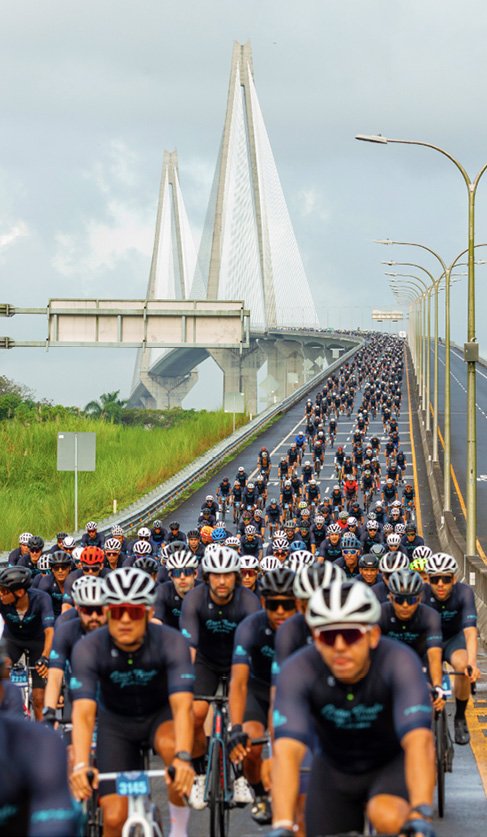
260, 645, 274, 659
49, 649, 60, 660
110, 669, 157, 688
69, 676, 83, 690
273, 709, 288, 728
234, 644, 247, 657
404, 704, 431, 717
181, 628, 191, 639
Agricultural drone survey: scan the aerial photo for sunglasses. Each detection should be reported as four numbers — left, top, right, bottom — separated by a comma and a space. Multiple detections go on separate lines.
79, 605, 104, 616
429, 574, 454, 585
265, 598, 296, 612
274, 551, 288, 557
105, 552, 120, 557
342, 549, 359, 556
241, 569, 258, 578
108, 604, 147, 621
316, 625, 370, 647
82, 565, 102, 572
392, 594, 420, 605
52, 564, 71, 570
170, 568, 196, 578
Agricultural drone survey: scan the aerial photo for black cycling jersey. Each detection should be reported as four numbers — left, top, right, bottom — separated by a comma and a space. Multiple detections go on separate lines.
239, 536, 262, 557
400, 534, 425, 559
361, 532, 384, 553
153, 580, 187, 629
37, 575, 66, 618
232, 610, 277, 688
382, 485, 396, 501
371, 579, 389, 603
281, 488, 294, 504
333, 557, 360, 580
180, 584, 260, 673
0, 714, 76, 836
0, 588, 54, 641
422, 582, 477, 640
63, 568, 110, 604
48, 615, 84, 671
272, 612, 312, 684
273, 638, 431, 774
81, 532, 105, 548
334, 450, 345, 465
266, 503, 282, 521
70, 623, 194, 715
0, 680, 23, 716
310, 525, 327, 548
307, 485, 320, 503
318, 539, 342, 562
379, 602, 442, 658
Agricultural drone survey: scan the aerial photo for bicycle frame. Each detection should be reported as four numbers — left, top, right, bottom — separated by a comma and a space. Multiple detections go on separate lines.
95, 769, 165, 837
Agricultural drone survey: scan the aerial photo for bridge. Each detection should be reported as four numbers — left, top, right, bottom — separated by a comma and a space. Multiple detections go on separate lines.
128, 42, 359, 412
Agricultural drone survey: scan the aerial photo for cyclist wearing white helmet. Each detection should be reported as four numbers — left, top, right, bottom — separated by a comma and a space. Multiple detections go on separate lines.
153, 551, 199, 629
228, 568, 298, 823
103, 537, 123, 571
317, 524, 342, 563
179, 546, 260, 810
43, 576, 107, 721
372, 552, 410, 603
81, 521, 104, 549
240, 555, 261, 594
70, 568, 195, 836
8, 531, 33, 566
424, 553, 479, 745
260, 556, 282, 573
272, 580, 435, 837
122, 539, 153, 567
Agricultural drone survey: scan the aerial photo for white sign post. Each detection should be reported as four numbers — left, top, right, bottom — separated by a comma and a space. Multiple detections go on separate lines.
57, 432, 96, 531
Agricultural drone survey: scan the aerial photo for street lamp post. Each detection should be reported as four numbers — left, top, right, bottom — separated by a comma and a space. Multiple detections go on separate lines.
387, 273, 430, 412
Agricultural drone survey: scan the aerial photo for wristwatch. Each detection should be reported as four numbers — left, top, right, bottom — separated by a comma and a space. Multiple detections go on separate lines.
410, 804, 433, 820
174, 751, 192, 763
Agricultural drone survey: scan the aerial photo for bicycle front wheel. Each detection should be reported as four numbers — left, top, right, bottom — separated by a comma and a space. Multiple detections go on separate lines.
208, 742, 229, 837
434, 712, 446, 818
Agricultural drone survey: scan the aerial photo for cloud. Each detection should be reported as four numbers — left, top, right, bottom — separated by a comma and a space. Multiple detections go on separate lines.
0, 221, 28, 250
296, 188, 330, 223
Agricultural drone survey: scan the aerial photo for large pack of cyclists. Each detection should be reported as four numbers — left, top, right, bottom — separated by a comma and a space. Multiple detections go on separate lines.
0, 334, 480, 837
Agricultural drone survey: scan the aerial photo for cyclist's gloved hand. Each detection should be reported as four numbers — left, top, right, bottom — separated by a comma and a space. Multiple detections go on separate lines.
35, 655, 49, 677
41, 706, 57, 727
228, 724, 250, 763
401, 818, 436, 837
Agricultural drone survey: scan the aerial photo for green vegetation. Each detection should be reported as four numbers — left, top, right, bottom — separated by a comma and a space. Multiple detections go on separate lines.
0, 409, 247, 549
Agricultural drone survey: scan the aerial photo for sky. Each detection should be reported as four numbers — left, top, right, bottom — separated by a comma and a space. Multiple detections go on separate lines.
2, 0, 487, 408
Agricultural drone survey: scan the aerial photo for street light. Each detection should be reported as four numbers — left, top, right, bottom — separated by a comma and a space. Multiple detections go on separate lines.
388, 277, 428, 399
359, 135, 487, 555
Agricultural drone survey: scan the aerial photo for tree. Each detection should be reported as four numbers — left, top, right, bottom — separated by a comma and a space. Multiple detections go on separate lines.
84, 391, 127, 423
0, 375, 32, 400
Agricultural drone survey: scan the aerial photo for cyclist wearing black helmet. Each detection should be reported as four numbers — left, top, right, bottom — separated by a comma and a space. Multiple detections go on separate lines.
38, 551, 73, 618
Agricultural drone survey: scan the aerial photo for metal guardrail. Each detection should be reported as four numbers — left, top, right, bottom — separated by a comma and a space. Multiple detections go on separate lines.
0, 337, 364, 561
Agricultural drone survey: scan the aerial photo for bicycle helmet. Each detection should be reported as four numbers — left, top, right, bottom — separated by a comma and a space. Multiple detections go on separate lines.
133, 556, 159, 574
28, 535, 44, 551
379, 552, 409, 574
273, 530, 286, 540
327, 523, 341, 536
272, 537, 290, 553
394, 524, 406, 536
37, 555, 52, 572
0, 566, 32, 591
205, 495, 214, 502
359, 553, 379, 569
293, 562, 345, 599
405, 522, 417, 534
409, 556, 427, 572
338, 511, 348, 522
104, 537, 122, 552
412, 545, 433, 561
284, 521, 296, 531
169, 522, 180, 530
62, 536, 76, 550
137, 527, 152, 539
391, 500, 402, 508
289, 539, 307, 553
306, 580, 381, 628
212, 527, 228, 543
132, 540, 153, 556
80, 546, 105, 565
347, 517, 358, 528
224, 536, 241, 549
386, 533, 401, 548
285, 551, 315, 573
314, 515, 325, 525
86, 521, 97, 531
240, 555, 260, 570
298, 501, 308, 510
244, 525, 257, 536
152, 519, 163, 529
426, 553, 458, 576
72, 546, 84, 564
366, 520, 379, 531
19, 532, 33, 545
49, 551, 73, 568
388, 569, 423, 597
103, 567, 157, 605
341, 533, 361, 550
260, 567, 296, 597
111, 525, 124, 536
199, 526, 214, 545
260, 556, 282, 572
166, 550, 199, 571
71, 575, 105, 607
383, 523, 394, 535
56, 532, 68, 541
201, 546, 241, 574
247, 482, 255, 491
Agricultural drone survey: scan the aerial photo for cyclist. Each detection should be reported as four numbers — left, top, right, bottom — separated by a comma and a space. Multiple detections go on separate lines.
154, 550, 199, 629
287, 441, 299, 468
186, 529, 205, 559
301, 459, 314, 486
266, 499, 283, 536
232, 480, 244, 522
278, 456, 290, 482
358, 553, 381, 587
201, 494, 219, 517
235, 465, 248, 487
43, 575, 107, 718
198, 505, 217, 527
258, 448, 271, 477
382, 477, 398, 508
240, 556, 261, 593
8, 531, 33, 566
306, 478, 320, 506
38, 551, 73, 618
103, 537, 124, 571
310, 515, 327, 554
424, 553, 479, 745
46, 531, 68, 555
280, 480, 294, 518
150, 519, 166, 550
271, 580, 435, 837
317, 523, 343, 563
330, 484, 343, 516
403, 483, 416, 519
62, 546, 109, 611
0, 566, 54, 720
361, 519, 383, 553
167, 521, 187, 544
109, 524, 128, 556
70, 568, 195, 837
373, 552, 410, 603
334, 445, 345, 478
335, 533, 362, 579
410, 546, 432, 584
179, 546, 260, 809
229, 568, 297, 824
81, 520, 104, 548
401, 522, 425, 559
240, 525, 263, 561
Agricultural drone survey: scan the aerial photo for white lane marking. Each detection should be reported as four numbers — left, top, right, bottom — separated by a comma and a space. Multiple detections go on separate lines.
450, 345, 487, 382
438, 354, 487, 420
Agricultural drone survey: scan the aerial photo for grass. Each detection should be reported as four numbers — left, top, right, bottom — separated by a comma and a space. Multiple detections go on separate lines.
0, 411, 247, 549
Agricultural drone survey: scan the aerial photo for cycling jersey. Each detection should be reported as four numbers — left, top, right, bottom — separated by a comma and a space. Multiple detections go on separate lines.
423, 582, 477, 640
37, 575, 66, 618
273, 637, 431, 774
371, 579, 389, 603
232, 610, 277, 688
154, 580, 188, 629
63, 568, 110, 604
219, 481, 231, 497
70, 623, 194, 715
48, 616, 84, 672
281, 489, 294, 504
379, 603, 442, 658
81, 532, 104, 548
333, 557, 360, 580
310, 525, 327, 548
400, 534, 424, 559
0, 714, 76, 836
266, 503, 282, 521
180, 584, 260, 673
0, 587, 54, 642
318, 539, 342, 562
0, 681, 23, 716
272, 613, 312, 684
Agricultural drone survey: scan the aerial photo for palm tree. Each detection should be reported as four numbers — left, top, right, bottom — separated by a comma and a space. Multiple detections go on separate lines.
84, 391, 127, 422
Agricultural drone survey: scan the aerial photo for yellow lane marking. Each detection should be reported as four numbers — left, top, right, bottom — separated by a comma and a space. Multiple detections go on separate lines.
430, 404, 487, 562
466, 704, 487, 795
405, 358, 423, 537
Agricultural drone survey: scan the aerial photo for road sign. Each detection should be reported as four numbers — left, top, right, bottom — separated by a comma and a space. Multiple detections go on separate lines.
372, 310, 403, 321
57, 432, 96, 530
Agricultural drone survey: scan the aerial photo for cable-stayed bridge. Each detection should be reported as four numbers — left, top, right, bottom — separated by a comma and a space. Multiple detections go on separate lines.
129, 42, 359, 412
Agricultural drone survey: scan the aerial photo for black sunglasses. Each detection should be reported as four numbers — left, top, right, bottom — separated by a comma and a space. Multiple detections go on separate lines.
429, 574, 454, 585
392, 594, 420, 605
265, 598, 296, 612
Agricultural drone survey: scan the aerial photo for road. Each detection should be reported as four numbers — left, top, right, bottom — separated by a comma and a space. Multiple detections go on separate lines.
148, 347, 487, 835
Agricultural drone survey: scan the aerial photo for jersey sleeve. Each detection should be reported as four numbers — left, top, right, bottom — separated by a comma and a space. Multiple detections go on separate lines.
37, 591, 55, 630
459, 584, 478, 630
273, 651, 315, 748
231, 615, 254, 668
179, 587, 200, 648
241, 587, 261, 616
160, 626, 195, 694
48, 623, 73, 670
26, 726, 77, 836
423, 606, 443, 650
0, 680, 24, 716
388, 644, 432, 740
69, 634, 99, 701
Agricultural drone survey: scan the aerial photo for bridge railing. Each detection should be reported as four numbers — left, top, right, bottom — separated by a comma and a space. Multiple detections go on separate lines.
0, 337, 364, 562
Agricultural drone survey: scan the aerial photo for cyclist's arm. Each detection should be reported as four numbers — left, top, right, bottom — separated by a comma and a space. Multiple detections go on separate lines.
228, 663, 250, 727
271, 738, 307, 827
44, 668, 64, 709
168, 690, 194, 756
464, 625, 479, 680
40, 626, 54, 661
180, 589, 200, 664
425, 646, 443, 691
401, 728, 435, 818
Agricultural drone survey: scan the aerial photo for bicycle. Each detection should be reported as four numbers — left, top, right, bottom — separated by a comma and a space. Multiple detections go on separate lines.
9, 652, 37, 720
313, 456, 323, 477
194, 684, 233, 837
